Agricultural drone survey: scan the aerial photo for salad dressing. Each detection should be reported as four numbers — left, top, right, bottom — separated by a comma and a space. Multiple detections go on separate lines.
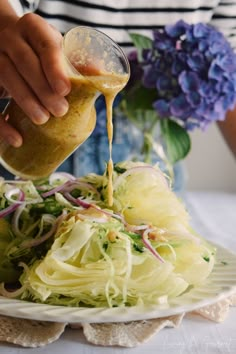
84, 73, 129, 206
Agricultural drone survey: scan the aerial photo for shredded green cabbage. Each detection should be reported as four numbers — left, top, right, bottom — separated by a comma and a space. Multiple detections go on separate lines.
0, 161, 215, 307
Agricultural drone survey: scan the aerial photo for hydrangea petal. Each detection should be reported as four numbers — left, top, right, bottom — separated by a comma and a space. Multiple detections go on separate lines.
156, 75, 173, 91
193, 23, 210, 38
165, 20, 191, 38
198, 40, 209, 52
215, 54, 236, 71
187, 52, 206, 71
172, 53, 187, 75
186, 91, 202, 107
153, 99, 170, 117
208, 62, 225, 80
170, 94, 192, 118
178, 71, 200, 92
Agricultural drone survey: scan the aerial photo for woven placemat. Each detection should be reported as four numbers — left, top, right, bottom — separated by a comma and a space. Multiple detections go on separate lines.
0, 293, 235, 348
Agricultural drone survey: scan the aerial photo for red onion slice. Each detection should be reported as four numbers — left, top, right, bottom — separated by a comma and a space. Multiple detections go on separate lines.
4, 187, 25, 204
41, 181, 71, 198
64, 180, 100, 197
20, 215, 58, 249
42, 179, 100, 199
91, 206, 124, 222
11, 204, 29, 237
63, 192, 125, 223
142, 228, 165, 263
63, 192, 91, 209
41, 172, 77, 197
49, 172, 76, 185
0, 188, 25, 219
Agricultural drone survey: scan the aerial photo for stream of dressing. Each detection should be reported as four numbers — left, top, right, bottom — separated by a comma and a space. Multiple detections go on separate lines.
89, 74, 129, 206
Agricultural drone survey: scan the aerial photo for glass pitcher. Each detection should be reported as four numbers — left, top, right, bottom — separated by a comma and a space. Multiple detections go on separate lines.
0, 26, 130, 179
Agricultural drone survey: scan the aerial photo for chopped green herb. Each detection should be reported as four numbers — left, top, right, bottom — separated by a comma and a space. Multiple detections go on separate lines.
123, 231, 141, 240
103, 242, 108, 251
133, 243, 144, 253
123, 231, 144, 253
203, 256, 210, 262
70, 189, 81, 198
114, 165, 127, 174
30, 198, 63, 216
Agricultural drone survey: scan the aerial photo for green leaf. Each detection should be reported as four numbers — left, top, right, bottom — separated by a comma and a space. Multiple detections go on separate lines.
121, 103, 158, 132
119, 84, 158, 132
129, 33, 152, 61
131, 109, 158, 132
125, 85, 156, 111
160, 119, 191, 164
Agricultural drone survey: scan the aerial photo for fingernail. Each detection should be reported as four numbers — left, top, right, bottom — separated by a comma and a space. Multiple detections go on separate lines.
55, 80, 70, 96
8, 135, 22, 147
32, 107, 50, 124
51, 100, 69, 117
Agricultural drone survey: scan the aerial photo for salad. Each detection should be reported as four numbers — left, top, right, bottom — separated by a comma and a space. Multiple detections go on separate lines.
0, 161, 215, 308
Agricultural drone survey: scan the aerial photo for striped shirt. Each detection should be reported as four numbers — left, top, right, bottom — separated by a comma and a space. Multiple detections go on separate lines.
13, 0, 236, 50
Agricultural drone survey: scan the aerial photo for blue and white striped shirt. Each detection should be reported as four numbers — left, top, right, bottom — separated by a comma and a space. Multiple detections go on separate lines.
13, 0, 236, 50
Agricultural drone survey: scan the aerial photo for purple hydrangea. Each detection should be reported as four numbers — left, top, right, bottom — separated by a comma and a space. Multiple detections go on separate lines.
139, 20, 236, 130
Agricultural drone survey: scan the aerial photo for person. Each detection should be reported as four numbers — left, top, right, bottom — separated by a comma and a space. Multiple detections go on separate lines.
0, 0, 236, 187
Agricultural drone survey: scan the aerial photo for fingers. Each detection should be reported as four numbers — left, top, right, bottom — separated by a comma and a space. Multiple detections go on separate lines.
2, 38, 69, 118
0, 13, 71, 123
22, 14, 71, 95
17, 14, 69, 110
0, 113, 22, 147
0, 52, 50, 124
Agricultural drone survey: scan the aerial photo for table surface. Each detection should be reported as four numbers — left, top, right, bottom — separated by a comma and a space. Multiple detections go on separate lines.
1, 191, 236, 354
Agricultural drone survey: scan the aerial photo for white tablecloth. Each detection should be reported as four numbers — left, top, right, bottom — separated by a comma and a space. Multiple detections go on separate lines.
1, 191, 236, 354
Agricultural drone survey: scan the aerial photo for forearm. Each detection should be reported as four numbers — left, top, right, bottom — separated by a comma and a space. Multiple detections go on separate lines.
218, 107, 236, 159
0, 0, 20, 30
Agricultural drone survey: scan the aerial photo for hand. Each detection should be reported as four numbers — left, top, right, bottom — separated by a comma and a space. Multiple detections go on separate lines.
0, 111, 22, 147
0, 13, 71, 146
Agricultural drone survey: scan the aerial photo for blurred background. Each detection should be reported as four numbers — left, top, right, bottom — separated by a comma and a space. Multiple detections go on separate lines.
1, 99, 236, 192
185, 123, 236, 192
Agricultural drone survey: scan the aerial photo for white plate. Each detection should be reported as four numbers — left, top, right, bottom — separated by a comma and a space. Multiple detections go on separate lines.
0, 243, 235, 323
